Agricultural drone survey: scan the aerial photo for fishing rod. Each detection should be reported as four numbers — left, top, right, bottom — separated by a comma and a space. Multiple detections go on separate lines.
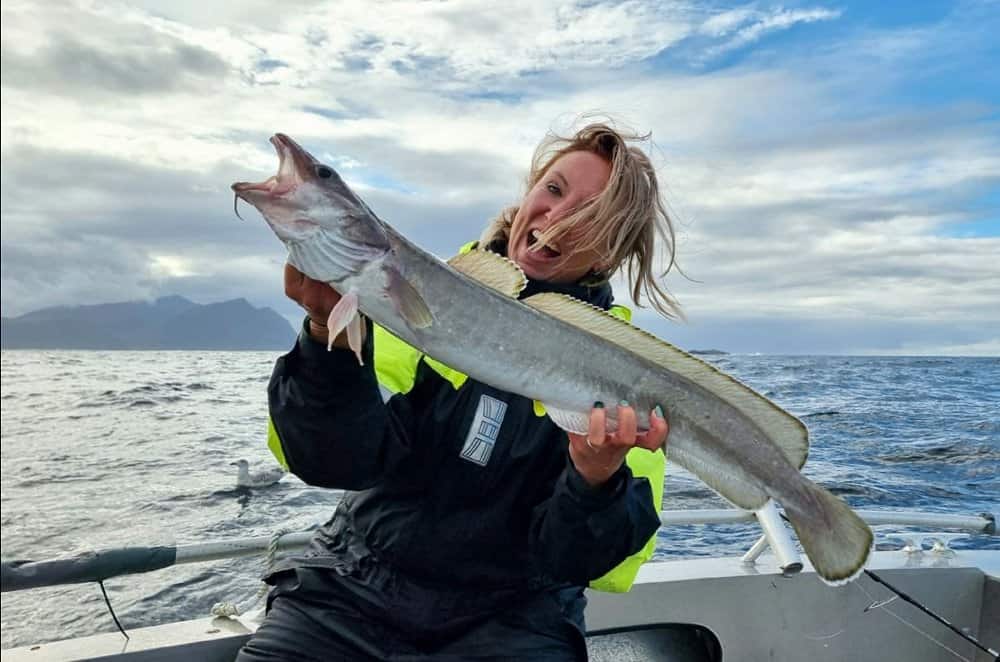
864, 569, 998, 661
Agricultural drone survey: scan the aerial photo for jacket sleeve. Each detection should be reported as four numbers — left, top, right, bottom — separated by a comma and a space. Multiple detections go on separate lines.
529, 458, 660, 585
267, 318, 420, 490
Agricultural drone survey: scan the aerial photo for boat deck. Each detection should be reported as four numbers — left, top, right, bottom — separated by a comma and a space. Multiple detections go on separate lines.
6, 549, 997, 661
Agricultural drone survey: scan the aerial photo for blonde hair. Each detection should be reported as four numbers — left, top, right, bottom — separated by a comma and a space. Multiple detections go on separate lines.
480, 121, 682, 319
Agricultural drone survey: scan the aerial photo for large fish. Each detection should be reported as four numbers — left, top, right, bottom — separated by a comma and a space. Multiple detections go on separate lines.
232, 134, 872, 584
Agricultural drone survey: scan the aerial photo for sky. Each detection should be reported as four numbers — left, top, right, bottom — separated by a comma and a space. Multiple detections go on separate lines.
1, 0, 998, 355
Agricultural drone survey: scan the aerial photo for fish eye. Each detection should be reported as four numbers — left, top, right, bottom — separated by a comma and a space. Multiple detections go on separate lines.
316, 165, 334, 179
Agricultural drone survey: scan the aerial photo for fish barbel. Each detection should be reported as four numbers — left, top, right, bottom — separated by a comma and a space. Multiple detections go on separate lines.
232, 134, 872, 584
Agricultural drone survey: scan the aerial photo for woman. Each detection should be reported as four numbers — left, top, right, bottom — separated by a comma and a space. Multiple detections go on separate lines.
239, 122, 680, 660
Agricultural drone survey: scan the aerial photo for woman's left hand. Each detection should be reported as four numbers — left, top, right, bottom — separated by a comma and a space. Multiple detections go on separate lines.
567, 402, 669, 488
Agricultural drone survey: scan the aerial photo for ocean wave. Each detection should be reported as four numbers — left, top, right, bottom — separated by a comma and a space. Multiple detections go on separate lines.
2, 350, 997, 650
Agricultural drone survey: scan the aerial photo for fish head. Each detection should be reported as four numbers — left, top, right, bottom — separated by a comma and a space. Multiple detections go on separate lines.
232, 134, 389, 279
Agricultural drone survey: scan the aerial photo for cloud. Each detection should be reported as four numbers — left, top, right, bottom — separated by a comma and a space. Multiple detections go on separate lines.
0, 33, 226, 97
699, 7, 842, 58
283, 1, 694, 81
0, 4, 227, 98
0, 142, 286, 316
1, 1, 997, 354
674, 5, 845, 68
634, 310, 1000, 357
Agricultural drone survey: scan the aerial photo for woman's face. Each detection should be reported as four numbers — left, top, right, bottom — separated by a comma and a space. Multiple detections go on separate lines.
509, 150, 611, 284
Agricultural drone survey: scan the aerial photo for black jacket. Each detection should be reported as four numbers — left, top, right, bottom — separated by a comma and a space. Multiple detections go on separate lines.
266, 274, 660, 598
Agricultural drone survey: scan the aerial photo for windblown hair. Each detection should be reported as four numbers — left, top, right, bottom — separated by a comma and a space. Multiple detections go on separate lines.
480, 121, 682, 319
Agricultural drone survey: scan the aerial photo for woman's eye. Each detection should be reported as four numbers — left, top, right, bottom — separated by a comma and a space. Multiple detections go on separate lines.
546, 183, 561, 196
316, 165, 334, 179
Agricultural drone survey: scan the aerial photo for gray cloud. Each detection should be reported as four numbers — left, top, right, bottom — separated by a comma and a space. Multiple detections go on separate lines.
639, 313, 999, 356
0, 144, 289, 316
334, 136, 523, 200
1, 145, 264, 245
1, 32, 227, 97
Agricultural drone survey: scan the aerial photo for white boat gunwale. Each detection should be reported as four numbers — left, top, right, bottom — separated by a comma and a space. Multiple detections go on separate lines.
2, 508, 997, 661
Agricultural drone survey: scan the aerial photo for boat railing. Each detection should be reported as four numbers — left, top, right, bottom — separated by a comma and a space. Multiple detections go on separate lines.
2, 507, 995, 593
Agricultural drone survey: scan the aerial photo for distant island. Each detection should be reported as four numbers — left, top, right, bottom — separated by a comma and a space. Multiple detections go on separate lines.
1, 295, 296, 350
688, 349, 729, 356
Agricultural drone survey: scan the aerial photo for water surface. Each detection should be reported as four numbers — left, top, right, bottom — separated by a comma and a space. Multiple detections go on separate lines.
1, 351, 997, 648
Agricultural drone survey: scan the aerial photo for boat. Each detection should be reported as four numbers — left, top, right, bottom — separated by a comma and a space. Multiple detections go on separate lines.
3, 504, 997, 661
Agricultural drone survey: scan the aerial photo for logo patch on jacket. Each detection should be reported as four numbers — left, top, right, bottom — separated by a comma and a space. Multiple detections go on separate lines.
460, 395, 507, 466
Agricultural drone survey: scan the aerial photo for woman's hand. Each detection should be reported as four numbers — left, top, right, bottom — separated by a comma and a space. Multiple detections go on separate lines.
283, 263, 341, 345
567, 402, 669, 488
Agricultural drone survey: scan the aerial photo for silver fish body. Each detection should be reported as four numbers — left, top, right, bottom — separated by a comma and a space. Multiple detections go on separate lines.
233, 134, 873, 584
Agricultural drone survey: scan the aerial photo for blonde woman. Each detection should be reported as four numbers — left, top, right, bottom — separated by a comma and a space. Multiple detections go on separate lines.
240, 122, 680, 661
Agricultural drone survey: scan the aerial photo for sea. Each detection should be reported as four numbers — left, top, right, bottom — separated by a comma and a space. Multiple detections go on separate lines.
1, 350, 998, 649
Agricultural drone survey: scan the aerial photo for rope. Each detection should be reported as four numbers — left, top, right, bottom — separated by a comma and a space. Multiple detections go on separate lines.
99, 580, 130, 640
211, 527, 294, 619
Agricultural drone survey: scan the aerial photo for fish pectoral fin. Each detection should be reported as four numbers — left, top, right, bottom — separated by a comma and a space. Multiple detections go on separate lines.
325, 292, 360, 352
346, 311, 365, 366
384, 266, 433, 329
447, 250, 527, 298
523, 292, 809, 469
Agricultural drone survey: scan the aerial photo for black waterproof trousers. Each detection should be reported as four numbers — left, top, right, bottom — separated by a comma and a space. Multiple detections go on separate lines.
236, 566, 586, 661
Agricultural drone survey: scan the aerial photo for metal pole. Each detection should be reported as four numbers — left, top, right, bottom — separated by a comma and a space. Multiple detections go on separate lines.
2, 533, 315, 592
659, 509, 755, 526
173, 532, 313, 564
855, 510, 995, 534
755, 501, 802, 576
741, 534, 769, 566
4, 510, 994, 592
658, 509, 995, 533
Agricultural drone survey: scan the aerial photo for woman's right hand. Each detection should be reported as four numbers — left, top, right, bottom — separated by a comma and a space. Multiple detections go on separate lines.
284, 263, 340, 344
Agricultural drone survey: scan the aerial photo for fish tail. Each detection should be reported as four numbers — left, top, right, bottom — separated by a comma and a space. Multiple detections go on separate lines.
781, 478, 873, 585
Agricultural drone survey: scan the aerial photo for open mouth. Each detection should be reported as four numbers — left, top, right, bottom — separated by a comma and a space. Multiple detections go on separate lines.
231, 134, 304, 198
527, 229, 561, 259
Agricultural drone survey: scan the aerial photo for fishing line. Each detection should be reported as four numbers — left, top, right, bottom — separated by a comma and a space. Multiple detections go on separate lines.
775, 511, 996, 659
98, 580, 129, 641
864, 570, 997, 660
856, 580, 970, 662
862, 594, 897, 612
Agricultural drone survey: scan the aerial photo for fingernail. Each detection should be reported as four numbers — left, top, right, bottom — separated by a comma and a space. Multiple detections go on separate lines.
654, 405, 664, 419
619, 399, 629, 408
593, 401, 604, 409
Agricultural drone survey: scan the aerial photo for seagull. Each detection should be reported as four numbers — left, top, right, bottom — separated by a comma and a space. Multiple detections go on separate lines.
231, 459, 286, 488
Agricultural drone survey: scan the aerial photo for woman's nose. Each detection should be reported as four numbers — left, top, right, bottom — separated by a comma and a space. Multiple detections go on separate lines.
538, 205, 556, 226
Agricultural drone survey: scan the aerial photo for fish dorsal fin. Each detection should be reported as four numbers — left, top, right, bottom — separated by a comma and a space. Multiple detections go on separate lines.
447, 250, 526, 298
523, 292, 809, 469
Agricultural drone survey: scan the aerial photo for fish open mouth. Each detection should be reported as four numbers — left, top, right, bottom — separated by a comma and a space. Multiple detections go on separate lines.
231, 134, 310, 199
528, 229, 561, 259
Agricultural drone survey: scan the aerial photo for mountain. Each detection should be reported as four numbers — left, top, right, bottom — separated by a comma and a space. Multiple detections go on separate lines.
1, 296, 296, 350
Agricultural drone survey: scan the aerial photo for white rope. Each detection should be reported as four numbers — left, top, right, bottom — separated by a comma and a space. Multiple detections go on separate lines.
211, 527, 295, 619
210, 601, 241, 618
